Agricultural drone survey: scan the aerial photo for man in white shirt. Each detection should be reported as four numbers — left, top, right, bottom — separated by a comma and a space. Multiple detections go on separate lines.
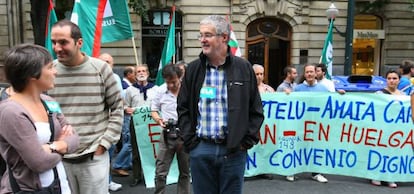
151, 63, 190, 194
315, 63, 335, 92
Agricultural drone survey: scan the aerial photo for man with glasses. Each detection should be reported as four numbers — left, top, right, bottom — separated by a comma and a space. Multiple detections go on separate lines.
178, 15, 264, 194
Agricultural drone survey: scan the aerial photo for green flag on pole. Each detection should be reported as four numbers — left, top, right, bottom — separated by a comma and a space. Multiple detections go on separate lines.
155, 6, 176, 85
101, 0, 134, 43
321, 19, 334, 80
71, 0, 133, 57
45, 0, 57, 59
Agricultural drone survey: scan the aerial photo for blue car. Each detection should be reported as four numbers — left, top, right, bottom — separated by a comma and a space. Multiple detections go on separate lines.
331, 75, 386, 92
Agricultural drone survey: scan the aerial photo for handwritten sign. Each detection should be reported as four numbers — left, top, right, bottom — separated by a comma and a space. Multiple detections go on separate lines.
133, 92, 413, 188
246, 92, 413, 182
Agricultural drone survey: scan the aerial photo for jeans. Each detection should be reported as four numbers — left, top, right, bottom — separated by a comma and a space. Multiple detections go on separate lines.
130, 117, 143, 180
112, 115, 132, 170
189, 141, 246, 194
108, 145, 115, 183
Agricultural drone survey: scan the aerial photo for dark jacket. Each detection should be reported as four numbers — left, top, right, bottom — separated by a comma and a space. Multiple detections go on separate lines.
177, 50, 264, 153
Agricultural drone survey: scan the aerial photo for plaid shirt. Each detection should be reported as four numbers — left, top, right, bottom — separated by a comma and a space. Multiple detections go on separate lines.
197, 64, 228, 140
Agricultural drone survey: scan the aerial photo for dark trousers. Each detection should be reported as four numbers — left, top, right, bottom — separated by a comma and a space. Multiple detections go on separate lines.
130, 117, 143, 181
155, 132, 190, 194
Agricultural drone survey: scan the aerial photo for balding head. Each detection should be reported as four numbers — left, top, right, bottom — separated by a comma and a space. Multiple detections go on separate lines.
99, 53, 114, 68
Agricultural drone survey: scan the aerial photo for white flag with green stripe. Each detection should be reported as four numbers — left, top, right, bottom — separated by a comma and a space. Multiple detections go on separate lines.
321, 19, 334, 79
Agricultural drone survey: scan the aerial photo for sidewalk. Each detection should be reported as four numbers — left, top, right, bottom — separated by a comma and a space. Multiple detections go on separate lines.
110, 173, 414, 194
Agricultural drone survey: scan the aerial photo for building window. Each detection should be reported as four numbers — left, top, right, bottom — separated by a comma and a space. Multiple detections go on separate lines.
352, 15, 382, 75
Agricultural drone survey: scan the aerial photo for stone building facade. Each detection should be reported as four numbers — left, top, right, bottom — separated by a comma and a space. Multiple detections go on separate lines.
0, 0, 413, 88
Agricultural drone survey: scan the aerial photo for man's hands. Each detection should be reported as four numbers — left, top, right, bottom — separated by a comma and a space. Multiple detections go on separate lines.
125, 107, 135, 115
95, 145, 106, 156
151, 111, 166, 128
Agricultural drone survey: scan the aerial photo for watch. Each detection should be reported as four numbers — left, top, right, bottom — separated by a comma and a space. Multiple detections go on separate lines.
49, 143, 58, 153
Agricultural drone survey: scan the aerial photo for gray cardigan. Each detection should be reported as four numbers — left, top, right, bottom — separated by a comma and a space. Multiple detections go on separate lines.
0, 95, 79, 193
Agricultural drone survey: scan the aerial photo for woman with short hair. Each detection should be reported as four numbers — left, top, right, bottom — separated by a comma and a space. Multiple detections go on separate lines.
0, 44, 79, 193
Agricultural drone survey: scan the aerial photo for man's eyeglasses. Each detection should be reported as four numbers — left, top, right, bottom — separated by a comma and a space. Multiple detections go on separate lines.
197, 33, 222, 40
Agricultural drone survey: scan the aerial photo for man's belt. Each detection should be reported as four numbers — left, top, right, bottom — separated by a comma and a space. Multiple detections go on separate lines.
63, 153, 94, 164
201, 138, 226, 145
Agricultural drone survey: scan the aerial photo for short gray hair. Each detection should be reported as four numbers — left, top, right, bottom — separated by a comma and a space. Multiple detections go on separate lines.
200, 15, 230, 36
252, 64, 264, 71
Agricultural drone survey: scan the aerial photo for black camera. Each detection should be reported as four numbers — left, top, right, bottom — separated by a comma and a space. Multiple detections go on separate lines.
165, 119, 178, 130
164, 119, 179, 139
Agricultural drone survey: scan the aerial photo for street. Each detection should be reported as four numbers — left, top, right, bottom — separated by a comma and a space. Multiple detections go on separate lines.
111, 173, 414, 194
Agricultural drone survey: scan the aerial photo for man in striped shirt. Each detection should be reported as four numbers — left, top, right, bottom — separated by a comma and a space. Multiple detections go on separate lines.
49, 20, 123, 194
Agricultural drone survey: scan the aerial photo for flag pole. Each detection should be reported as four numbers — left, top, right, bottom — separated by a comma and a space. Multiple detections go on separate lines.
155, 5, 176, 85
131, 36, 140, 65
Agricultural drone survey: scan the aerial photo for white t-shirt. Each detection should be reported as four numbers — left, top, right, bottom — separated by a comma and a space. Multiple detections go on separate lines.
35, 122, 71, 194
319, 78, 335, 92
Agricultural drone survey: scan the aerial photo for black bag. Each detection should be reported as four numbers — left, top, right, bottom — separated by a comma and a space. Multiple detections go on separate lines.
7, 100, 61, 194
10, 168, 61, 194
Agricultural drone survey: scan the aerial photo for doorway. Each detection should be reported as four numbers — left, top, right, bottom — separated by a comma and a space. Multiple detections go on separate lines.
142, 8, 182, 81
246, 18, 291, 89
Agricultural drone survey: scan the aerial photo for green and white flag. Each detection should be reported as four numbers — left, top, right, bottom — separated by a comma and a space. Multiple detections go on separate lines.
71, 0, 133, 57
320, 19, 334, 79
155, 6, 176, 85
